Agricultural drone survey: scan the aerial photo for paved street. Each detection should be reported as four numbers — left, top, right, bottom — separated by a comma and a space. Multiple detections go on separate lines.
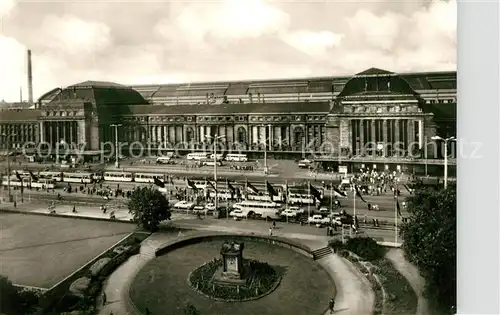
0, 200, 401, 246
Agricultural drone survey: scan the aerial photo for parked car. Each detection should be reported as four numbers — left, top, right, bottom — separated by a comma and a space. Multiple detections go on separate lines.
205, 203, 216, 211
174, 201, 195, 210
282, 209, 298, 218
193, 205, 205, 214
229, 209, 247, 218
318, 207, 330, 215
307, 214, 331, 226
288, 206, 305, 215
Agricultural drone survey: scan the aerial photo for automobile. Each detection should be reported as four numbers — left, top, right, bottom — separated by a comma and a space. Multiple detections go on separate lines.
288, 206, 305, 215
205, 203, 216, 211
298, 159, 314, 169
327, 213, 342, 226
174, 201, 195, 210
307, 214, 331, 226
229, 209, 247, 218
318, 207, 330, 215
281, 209, 298, 218
193, 206, 205, 214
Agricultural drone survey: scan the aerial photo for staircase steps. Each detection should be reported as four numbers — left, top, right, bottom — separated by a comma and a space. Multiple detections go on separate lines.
312, 246, 333, 260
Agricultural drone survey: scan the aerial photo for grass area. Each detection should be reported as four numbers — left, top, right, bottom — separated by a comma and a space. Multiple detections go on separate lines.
375, 258, 418, 315
130, 240, 334, 315
0, 212, 135, 288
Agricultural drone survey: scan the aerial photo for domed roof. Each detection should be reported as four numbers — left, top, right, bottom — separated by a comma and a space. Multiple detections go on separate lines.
337, 68, 419, 98
39, 81, 149, 107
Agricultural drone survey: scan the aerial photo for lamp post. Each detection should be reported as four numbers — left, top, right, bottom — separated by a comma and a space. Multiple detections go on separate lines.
431, 136, 456, 189
2, 133, 16, 202
206, 134, 226, 217
110, 124, 122, 168
262, 124, 271, 176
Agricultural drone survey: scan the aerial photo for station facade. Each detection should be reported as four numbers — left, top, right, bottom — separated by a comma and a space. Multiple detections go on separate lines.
0, 68, 456, 174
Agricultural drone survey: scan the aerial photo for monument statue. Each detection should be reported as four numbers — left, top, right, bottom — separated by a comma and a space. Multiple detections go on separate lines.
213, 241, 247, 285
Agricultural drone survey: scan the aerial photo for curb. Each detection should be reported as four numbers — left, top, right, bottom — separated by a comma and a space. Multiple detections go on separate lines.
0, 208, 135, 224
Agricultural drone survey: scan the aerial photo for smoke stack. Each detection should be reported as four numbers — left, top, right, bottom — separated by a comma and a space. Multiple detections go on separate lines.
27, 50, 33, 105
20, 86, 22, 102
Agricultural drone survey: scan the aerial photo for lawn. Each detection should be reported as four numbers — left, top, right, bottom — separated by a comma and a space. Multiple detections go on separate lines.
0, 212, 135, 288
130, 240, 334, 315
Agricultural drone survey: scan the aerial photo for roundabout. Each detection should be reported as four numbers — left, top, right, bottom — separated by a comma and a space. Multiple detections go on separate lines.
129, 235, 335, 315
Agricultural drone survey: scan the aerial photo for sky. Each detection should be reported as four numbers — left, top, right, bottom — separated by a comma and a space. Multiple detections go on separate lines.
0, 0, 456, 102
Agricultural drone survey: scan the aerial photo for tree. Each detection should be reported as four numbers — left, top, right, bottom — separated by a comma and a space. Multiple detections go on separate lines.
184, 302, 200, 315
0, 275, 38, 315
400, 185, 456, 314
128, 186, 171, 231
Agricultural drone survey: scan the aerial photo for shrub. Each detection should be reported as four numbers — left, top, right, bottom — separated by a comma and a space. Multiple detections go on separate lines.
339, 250, 350, 258
345, 237, 384, 261
328, 239, 344, 252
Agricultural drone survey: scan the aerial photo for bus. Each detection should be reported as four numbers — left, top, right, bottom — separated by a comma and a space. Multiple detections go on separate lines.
62, 172, 94, 184
207, 189, 232, 200
2, 177, 56, 189
202, 161, 222, 167
156, 156, 172, 164
231, 200, 282, 220
225, 154, 248, 162
186, 152, 210, 161
134, 172, 162, 183
288, 193, 318, 205
209, 153, 224, 161
39, 171, 63, 182
103, 171, 133, 182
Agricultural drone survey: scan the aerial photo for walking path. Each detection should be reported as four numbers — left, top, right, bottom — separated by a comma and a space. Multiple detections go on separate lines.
96, 228, 374, 315
386, 248, 430, 315
319, 254, 375, 315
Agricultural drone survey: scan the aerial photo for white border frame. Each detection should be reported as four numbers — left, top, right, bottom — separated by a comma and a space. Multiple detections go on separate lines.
458, 1, 500, 314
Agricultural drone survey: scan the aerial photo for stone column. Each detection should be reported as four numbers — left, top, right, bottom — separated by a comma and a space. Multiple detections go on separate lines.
252, 126, 258, 144
78, 120, 86, 145
200, 126, 205, 143
39, 122, 44, 143
156, 126, 162, 143
418, 119, 424, 149
408, 120, 415, 152
48, 123, 54, 148
269, 125, 274, 150
275, 126, 282, 149
359, 119, 365, 155
395, 119, 400, 148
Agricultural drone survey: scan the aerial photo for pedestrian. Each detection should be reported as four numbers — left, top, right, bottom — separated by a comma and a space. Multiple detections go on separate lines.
272, 220, 276, 229
269, 227, 273, 236
329, 298, 335, 314
72, 205, 77, 213
102, 292, 107, 305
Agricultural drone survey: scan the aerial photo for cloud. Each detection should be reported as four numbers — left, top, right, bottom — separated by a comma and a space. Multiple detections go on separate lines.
281, 30, 344, 58
156, 0, 290, 43
0, 0, 456, 102
36, 15, 112, 56
341, 0, 456, 72
0, 0, 15, 18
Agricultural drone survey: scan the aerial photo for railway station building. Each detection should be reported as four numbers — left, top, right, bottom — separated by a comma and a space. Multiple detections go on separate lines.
0, 67, 456, 175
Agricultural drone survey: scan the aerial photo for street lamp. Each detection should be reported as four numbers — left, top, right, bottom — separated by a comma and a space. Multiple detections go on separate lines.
431, 136, 456, 189
1, 132, 16, 202
261, 124, 271, 176
206, 134, 226, 217
110, 124, 122, 168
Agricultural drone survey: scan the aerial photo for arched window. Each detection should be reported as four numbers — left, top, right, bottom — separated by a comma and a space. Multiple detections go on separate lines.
237, 127, 247, 144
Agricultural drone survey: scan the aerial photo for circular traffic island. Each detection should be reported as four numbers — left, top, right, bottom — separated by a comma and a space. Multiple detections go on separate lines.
188, 258, 281, 302
129, 237, 335, 315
